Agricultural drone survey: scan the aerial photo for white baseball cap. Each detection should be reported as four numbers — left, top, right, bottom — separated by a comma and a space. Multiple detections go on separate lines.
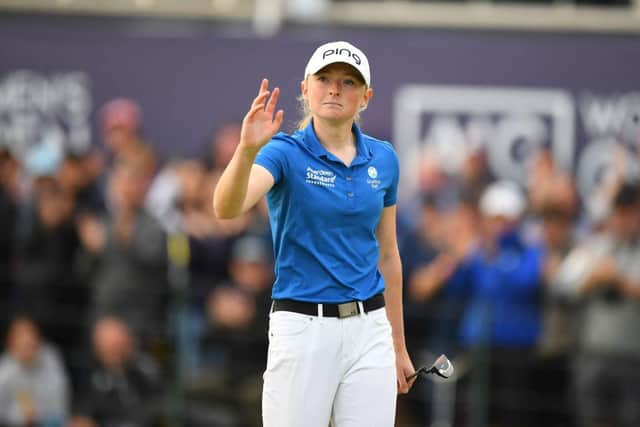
304, 41, 371, 86
479, 180, 526, 219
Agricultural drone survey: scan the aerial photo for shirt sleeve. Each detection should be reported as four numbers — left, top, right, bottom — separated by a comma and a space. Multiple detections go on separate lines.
384, 144, 400, 207
254, 133, 289, 185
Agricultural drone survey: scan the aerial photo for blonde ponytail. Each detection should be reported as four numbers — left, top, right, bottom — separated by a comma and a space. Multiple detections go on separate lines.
296, 92, 312, 130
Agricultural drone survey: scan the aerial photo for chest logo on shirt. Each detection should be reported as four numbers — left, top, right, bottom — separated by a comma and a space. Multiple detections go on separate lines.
306, 166, 336, 188
367, 166, 381, 188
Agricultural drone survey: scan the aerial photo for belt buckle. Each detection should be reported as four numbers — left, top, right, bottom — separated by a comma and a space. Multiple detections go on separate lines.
337, 302, 359, 319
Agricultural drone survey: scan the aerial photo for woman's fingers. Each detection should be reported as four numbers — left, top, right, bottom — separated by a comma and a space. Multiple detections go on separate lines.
252, 86, 280, 115
243, 79, 283, 145
273, 109, 284, 127
251, 78, 270, 106
265, 87, 280, 115
245, 103, 266, 120
247, 86, 282, 122
258, 78, 268, 95
251, 89, 271, 109
268, 109, 284, 134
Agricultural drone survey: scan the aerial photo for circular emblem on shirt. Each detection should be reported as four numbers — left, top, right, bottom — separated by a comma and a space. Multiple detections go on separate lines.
367, 166, 378, 179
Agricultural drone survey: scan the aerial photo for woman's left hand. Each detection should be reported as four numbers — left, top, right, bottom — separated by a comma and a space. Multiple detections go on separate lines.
395, 349, 415, 394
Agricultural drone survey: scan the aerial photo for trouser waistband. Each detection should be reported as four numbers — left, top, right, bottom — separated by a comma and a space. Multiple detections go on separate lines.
271, 293, 385, 319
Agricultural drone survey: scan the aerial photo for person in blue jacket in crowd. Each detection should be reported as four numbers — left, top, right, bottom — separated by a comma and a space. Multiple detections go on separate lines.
455, 184, 541, 347
418, 180, 543, 427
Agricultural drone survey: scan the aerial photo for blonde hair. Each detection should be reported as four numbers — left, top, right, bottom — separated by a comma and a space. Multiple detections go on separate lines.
296, 91, 312, 131
295, 77, 369, 131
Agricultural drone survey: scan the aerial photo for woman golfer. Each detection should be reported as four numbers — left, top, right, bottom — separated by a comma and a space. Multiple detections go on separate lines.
213, 40, 415, 427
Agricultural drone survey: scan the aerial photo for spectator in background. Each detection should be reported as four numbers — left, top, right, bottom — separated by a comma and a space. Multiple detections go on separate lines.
91, 98, 150, 215
98, 98, 145, 161
69, 316, 164, 427
145, 123, 269, 392
204, 121, 271, 239
552, 182, 640, 427
407, 189, 480, 358
0, 149, 19, 338
402, 193, 446, 358
204, 122, 268, 245
147, 122, 259, 281
526, 149, 581, 355
404, 190, 479, 426
146, 122, 243, 237
462, 181, 542, 345
526, 148, 579, 229
532, 172, 580, 427
146, 159, 206, 235
12, 175, 82, 358
416, 181, 543, 427
0, 316, 70, 427
185, 234, 273, 427
458, 145, 492, 202
207, 123, 242, 174
189, 163, 267, 295
139, 121, 270, 425
584, 142, 639, 228
57, 149, 106, 217
460, 181, 543, 427
77, 145, 168, 349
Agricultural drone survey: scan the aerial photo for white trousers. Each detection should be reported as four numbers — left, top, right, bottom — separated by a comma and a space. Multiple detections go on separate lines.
262, 306, 397, 427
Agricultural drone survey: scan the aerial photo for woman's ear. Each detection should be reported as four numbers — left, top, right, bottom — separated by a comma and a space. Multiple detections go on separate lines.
364, 87, 373, 103
360, 87, 373, 111
300, 79, 308, 99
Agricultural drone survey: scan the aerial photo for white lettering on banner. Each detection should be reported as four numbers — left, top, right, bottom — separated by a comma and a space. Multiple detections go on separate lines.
576, 92, 640, 201
0, 70, 92, 161
306, 166, 336, 187
579, 93, 639, 138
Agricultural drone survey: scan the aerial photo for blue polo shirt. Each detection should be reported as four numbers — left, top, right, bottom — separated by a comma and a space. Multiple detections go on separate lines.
254, 121, 399, 303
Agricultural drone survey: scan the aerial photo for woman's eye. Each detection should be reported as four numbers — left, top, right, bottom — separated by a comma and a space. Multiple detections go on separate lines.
344, 79, 356, 86
317, 76, 328, 82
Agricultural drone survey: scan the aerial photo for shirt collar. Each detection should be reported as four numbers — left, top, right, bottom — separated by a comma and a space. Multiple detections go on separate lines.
302, 119, 372, 165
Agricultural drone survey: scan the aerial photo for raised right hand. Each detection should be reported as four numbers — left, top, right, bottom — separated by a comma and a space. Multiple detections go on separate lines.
240, 78, 284, 152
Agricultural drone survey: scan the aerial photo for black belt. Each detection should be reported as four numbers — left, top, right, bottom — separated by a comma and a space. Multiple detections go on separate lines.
272, 293, 385, 319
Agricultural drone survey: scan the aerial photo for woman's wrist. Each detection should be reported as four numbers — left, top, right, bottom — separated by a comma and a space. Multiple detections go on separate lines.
392, 338, 409, 356
237, 141, 261, 158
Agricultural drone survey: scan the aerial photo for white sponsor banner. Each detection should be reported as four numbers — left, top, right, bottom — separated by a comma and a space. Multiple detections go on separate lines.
393, 84, 640, 203
0, 70, 92, 169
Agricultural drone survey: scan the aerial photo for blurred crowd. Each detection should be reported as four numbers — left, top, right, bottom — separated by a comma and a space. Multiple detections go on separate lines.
0, 96, 639, 427
398, 133, 640, 427
0, 98, 272, 427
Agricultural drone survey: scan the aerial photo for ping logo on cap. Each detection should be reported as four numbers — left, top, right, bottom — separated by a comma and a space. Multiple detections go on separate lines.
305, 41, 371, 86
322, 48, 362, 66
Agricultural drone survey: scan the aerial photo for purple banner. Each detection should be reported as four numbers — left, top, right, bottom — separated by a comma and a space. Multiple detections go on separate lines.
1, 14, 639, 200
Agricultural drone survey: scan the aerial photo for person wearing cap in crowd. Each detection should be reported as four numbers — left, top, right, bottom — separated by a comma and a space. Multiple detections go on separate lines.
410, 180, 544, 427
213, 41, 414, 426
453, 180, 544, 427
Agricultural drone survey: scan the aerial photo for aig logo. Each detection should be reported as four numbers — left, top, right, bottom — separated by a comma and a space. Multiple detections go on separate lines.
322, 48, 362, 65
393, 84, 574, 199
